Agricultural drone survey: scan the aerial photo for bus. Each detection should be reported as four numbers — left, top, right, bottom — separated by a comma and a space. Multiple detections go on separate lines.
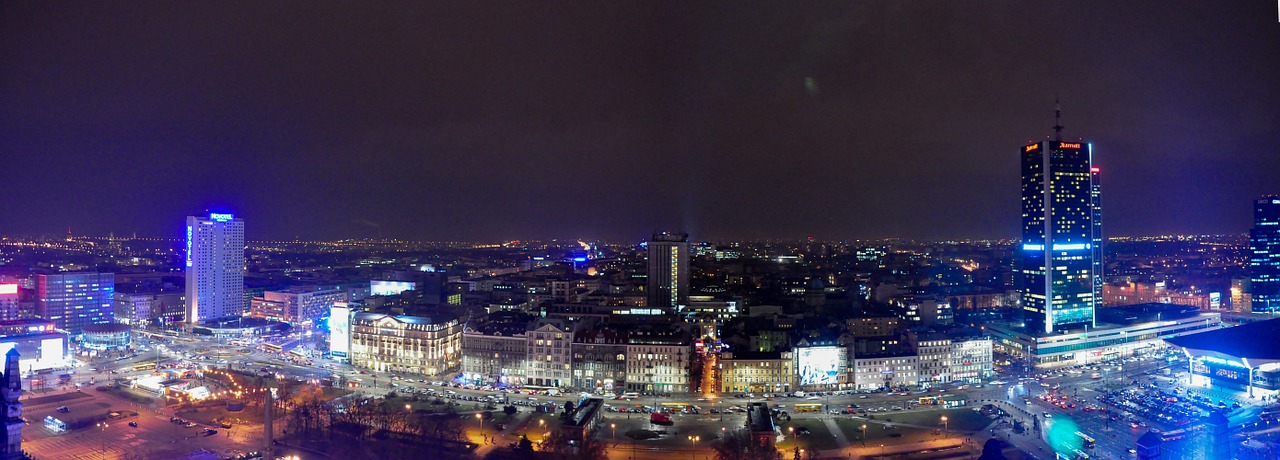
618, 392, 639, 400
263, 343, 283, 353
919, 396, 944, 406
1158, 428, 1188, 442
795, 403, 822, 413
1260, 406, 1280, 422
1075, 431, 1096, 449
1072, 449, 1091, 459
133, 362, 157, 372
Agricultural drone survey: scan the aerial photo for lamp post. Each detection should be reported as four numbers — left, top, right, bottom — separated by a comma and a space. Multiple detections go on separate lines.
611, 423, 616, 443
476, 412, 483, 432
861, 424, 867, 445
97, 422, 109, 455
941, 415, 948, 435
687, 435, 700, 459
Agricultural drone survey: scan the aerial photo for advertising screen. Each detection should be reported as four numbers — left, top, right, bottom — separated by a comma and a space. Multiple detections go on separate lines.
370, 280, 416, 296
797, 346, 843, 385
329, 305, 350, 358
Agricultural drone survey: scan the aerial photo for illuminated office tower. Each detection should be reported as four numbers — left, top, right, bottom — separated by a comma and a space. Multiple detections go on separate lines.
1019, 105, 1098, 333
37, 272, 115, 333
1249, 197, 1280, 313
647, 232, 690, 314
185, 213, 245, 323
1091, 167, 1104, 306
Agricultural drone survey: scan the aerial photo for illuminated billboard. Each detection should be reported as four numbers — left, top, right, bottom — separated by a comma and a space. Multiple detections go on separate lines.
329, 304, 351, 359
370, 280, 416, 296
797, 346, 843, 386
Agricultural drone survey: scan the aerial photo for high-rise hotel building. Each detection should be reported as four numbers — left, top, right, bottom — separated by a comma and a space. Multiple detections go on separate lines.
647, 232, 690, 314
1019, 113, 1100, 333
1249, 198, 1280, 313
185, 213, 245, 323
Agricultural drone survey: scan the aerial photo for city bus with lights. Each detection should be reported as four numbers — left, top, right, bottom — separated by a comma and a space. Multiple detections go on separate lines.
795, 403, 822, 413
1076, 431, 1096, 449
133, 361, 157, 372
919, 396, 944, 406
262, 343, 283, 353
1260, 406, 1280, 422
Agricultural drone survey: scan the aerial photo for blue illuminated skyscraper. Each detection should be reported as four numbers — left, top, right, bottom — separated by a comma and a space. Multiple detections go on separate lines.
185, 212, 245, 323
1019, 105, 1099, 333
1248, 197, 1280, 313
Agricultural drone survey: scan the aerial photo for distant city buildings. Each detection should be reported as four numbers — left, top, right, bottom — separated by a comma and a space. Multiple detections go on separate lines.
36, 272, 114, 334
185, 213, 245, 323
249, 286, 344, 326
1249, 197, 1280, 313
647, 232, 689, 314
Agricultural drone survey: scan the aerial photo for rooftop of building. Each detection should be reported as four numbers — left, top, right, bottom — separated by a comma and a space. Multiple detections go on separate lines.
1166, 317, 1280, 361
746, 402, 775, 433
81, 323, 130, 333
353, 311, 460, 325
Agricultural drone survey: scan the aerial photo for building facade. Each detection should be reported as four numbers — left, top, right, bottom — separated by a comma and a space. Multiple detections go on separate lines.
185, 213, 245, 323
989, 310, 1220, 369
950, 338, 994, 383
626, 328, 692, 393
525, 321, 572, 388
1020, 135, 1099, 333
647, 232, 690, 314
1250, 198, 1280, 313
114, 291, 184, 327
461, 327, 528, 387
36, 272, 114, 334
0, 284, 17, 322
571, 327, 629, 393
718, 351, 795, 394
349, 312, 462, 376
851, 354, 919, 390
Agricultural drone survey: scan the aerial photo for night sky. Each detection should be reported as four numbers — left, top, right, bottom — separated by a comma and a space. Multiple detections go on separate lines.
2, 1, 1278, 242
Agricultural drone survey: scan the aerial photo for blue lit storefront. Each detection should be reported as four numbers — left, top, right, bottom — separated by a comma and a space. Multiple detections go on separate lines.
1168, 318, 1280, 398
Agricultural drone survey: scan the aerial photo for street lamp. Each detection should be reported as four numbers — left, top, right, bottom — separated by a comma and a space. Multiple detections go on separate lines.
476, 412, 483, 431
941, 415, 948, 434
687, 435, 700, 459
611, 423, 616, 442
861, 424, 867, 445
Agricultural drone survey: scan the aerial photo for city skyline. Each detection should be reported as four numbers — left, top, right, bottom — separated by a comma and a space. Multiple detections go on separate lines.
2, 2, 1279, 242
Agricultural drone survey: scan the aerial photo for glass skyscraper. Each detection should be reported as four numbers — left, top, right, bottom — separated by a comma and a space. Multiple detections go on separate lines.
1020, 139, 1099, 333
37, 272, 115, 334
1249, 198, 1280, 313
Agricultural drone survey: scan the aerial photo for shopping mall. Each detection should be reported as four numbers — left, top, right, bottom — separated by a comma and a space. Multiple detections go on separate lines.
988, 303, 1221, 369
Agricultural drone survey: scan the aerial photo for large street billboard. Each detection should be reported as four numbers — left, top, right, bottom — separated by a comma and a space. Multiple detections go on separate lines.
797, 346, 843, 386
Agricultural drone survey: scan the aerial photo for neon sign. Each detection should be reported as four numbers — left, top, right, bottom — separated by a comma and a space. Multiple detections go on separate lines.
209, 213, 234, 222
1024, 144, 1039, 152
0, 284, 16, 295
1058, 142, 1081, 149
185, 225, 193, 267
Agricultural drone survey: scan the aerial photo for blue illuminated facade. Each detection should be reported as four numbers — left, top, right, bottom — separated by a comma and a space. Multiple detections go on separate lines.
1020, 140, 1099, 333
1249, 198, 1280, 313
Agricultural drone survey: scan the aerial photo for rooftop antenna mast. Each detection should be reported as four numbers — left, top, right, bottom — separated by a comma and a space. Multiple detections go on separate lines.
1052, 98, 1064, 142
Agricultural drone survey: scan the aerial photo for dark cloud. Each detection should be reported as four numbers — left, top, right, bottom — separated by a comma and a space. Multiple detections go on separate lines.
1, 1, 1277, 241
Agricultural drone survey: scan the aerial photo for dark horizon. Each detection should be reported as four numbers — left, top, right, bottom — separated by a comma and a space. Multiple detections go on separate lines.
2, 1, 1278, 242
